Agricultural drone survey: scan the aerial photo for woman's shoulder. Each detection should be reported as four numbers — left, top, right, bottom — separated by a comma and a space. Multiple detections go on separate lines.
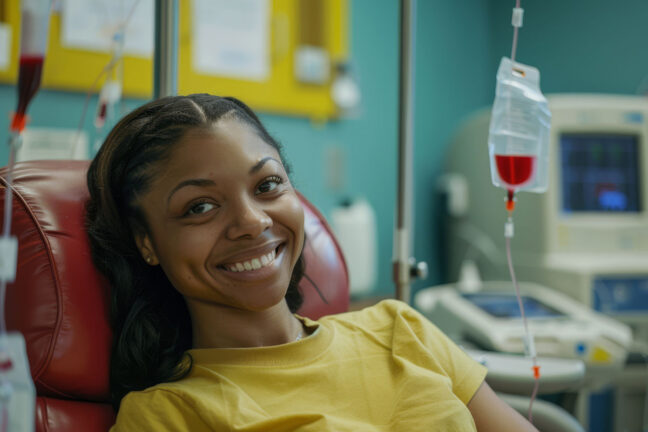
327, 298, 419, 320
112, 384, 203, 431
319, 299, 426, 334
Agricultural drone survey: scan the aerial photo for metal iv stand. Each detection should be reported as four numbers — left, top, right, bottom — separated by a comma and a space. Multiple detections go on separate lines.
153, 0, 178, 98
393, 0, 428, 304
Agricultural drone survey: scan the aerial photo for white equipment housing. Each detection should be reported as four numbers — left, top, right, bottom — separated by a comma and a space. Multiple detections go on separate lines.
416, 282, 632, 381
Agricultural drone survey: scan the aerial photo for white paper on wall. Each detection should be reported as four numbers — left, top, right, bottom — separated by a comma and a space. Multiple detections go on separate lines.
61, 0, 153, 57
192, 0, 270, 81
0, 23, 11, 71
18, 127, 89, 162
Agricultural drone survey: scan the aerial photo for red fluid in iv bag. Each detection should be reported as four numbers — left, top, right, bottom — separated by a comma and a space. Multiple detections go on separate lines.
495, 154, 535, 187
15, 56, 44, 118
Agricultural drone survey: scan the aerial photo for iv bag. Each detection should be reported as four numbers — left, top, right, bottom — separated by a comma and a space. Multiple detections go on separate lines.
488, 57, 551, 193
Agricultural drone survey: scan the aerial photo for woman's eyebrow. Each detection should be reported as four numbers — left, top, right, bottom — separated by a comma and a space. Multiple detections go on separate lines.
167, 178, 216, 205
250, 157, 281, 174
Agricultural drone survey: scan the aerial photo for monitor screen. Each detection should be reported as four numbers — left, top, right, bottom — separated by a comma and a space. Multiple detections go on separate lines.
463, 293, 565, 318
561, 133, 641, 212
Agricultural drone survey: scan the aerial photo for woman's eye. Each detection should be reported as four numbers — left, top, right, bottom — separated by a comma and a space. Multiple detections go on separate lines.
256, 176, 283, 195
186, 201, 216, 216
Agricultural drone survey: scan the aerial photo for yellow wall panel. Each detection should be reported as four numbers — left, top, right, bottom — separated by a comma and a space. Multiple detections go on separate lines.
1, 0, 348, 119
178, 0, 347, 120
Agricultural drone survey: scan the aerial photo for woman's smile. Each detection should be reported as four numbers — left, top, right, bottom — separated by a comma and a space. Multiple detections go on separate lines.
215, 243, 287, 281
135, 117, 305, 312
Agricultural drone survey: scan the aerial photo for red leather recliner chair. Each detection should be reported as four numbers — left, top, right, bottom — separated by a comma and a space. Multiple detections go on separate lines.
0, 160, 350, 432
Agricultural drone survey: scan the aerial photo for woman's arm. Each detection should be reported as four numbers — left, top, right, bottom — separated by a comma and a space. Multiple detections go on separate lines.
467, 381, 539, 432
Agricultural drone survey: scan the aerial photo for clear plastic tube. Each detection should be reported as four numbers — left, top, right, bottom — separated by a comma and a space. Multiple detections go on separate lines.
504, 215, 540, 423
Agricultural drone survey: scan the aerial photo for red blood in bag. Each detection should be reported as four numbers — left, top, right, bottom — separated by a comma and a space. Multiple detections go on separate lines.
495, 154, 535, 187
15, 55, 44, 118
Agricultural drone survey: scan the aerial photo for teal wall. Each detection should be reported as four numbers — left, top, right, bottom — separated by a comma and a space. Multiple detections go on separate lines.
489, 0, 648, 95
411, 0, 493, 293
13, 1, 645, 297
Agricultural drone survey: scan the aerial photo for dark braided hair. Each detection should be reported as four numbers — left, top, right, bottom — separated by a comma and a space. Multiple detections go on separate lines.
85, 94, 305, 409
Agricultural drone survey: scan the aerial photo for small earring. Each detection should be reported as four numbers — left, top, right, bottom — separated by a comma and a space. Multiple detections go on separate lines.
145, 256, 151, 264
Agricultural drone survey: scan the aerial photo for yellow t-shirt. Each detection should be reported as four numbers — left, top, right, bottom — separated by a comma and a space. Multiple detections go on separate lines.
111, 300, 487, 431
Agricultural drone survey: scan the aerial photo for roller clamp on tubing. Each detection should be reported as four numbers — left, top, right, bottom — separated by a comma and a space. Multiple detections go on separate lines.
512, 7, 524, 28
0, 238, 18, 283
504, 218, 514, 238
2, 116, 23, 283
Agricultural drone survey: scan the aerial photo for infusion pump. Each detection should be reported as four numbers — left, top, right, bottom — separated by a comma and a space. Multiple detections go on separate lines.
416, 282, 633, 376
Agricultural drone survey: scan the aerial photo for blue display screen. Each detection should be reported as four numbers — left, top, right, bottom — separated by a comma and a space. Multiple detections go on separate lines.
463, 293, 565, 318
561, 134, 641, 212
593, 277, 648, 313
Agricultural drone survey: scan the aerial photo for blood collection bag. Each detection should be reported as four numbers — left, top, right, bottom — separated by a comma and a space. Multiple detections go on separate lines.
14, 0, 51, 125
488, 57, 551, 194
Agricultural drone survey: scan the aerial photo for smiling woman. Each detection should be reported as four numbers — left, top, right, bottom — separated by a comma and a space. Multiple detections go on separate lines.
86, 94, 538, 432
86, 95, 307, 405
134, 120, 305, 321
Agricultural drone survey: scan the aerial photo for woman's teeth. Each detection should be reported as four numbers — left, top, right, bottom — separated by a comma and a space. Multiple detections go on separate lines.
226, 249, 277, 272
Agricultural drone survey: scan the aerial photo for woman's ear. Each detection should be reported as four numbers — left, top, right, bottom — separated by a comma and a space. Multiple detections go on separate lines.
134, 232, 159, 266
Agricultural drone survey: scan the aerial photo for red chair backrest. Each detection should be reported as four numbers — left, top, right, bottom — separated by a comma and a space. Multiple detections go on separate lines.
0, 160, 349, 432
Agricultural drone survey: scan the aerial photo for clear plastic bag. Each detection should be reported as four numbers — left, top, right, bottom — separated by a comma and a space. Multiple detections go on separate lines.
488, 57, 551, 193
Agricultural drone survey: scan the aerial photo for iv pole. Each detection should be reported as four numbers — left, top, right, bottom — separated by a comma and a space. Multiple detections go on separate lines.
153, 0, 178, 98
393, 0, 427, 303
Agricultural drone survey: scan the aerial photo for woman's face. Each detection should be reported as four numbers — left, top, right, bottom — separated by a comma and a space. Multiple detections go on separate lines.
135, 117, 305, 312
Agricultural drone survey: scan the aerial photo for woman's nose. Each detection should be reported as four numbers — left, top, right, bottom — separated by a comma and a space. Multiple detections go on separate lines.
226, 197, 273, 240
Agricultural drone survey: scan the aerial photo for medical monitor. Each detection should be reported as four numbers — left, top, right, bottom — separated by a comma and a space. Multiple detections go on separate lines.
560, 133, 641, 213
545, 95, 648, 254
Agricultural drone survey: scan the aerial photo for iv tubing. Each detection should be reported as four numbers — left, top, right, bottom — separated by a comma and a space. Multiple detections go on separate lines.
504, 206, 540, 423
1, 134, 20, 336
510, 0, 522, 63
76, 0, 141, 147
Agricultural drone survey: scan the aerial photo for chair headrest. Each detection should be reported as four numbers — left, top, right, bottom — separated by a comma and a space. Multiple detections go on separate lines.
1, 160, 348, 401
